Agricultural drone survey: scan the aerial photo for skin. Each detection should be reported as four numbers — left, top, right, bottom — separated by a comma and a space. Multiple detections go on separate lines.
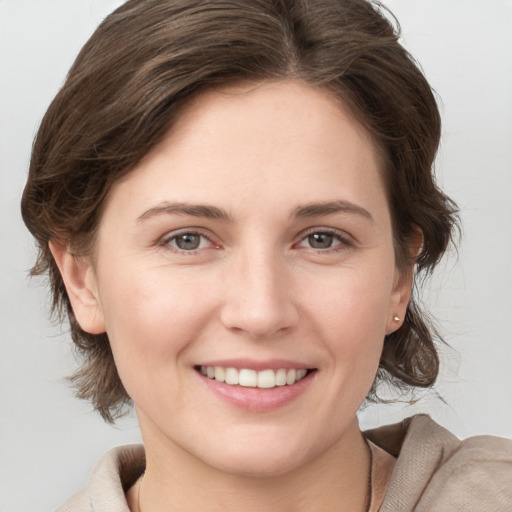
51, 80, 414, 511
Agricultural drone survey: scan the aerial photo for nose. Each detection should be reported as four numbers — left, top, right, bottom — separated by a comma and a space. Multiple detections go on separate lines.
219, 249, 299, 340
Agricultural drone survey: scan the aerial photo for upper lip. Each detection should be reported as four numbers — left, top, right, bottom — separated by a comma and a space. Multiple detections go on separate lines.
195, 358, 314, 371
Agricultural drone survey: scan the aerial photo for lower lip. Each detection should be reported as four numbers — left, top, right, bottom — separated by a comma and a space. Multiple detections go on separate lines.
197, 371, 315, 413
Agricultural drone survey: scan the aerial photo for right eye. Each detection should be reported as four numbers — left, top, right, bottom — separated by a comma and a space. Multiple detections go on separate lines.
162, 232, 213, 252
303, 232, 339, 250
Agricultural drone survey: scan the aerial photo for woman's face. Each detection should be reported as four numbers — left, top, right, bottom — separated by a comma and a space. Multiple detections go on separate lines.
72, 81, 411, 476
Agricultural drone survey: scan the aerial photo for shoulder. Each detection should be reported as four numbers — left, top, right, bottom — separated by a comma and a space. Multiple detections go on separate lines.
56, 444, 145, 512
415, 428, 512, 512
366, 414, 512, 512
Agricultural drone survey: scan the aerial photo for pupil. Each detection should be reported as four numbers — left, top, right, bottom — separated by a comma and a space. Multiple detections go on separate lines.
176, 234, 200, 250
309, 233, 333, 249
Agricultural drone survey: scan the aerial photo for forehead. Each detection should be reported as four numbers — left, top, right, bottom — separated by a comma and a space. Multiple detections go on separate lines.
104, 80, 388, 222
168, 80, 380, 167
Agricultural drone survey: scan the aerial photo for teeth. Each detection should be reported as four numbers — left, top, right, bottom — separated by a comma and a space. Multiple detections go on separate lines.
225, 367, 239, 385
214, 367, 225, 383
296, 369, 307, 380
199, 366, 309, 388
257, 369, 275, 389
275, 368, 287, 386
239, 369, 257, 387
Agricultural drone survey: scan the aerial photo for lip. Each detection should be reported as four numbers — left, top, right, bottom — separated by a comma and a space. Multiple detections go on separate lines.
196, 358, 311, 371
195, 360, 316, 413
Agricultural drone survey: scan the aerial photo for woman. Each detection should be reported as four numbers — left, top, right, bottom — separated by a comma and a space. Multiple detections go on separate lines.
20, 0, 511, 510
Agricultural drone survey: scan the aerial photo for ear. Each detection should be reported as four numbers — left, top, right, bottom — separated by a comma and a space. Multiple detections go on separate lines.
386, 228, 423, 334
49, 240, 106, 334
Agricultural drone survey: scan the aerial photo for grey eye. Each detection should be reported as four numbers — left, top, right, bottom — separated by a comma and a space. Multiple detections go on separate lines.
307, 233, 334, 249
175, 233, 202, 250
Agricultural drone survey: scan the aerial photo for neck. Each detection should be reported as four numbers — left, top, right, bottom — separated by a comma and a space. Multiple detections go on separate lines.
133, 417, 371, 512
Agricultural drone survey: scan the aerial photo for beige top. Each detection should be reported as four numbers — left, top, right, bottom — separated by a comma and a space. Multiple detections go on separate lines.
365, 415, 512, 511
57, 414, 512, 512
368, 440, 396, 511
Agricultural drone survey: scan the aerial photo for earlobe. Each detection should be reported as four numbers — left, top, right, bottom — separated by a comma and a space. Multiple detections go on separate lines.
386, 228, 423, 334
386, 272, 412, 334
48, 240, 106, 334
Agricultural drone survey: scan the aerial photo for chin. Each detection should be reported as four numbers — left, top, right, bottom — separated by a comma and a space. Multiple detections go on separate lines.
194, 428, 321, 479
207, 449, 306, 479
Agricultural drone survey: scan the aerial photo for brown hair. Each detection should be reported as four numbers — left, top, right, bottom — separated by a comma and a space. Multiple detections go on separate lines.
21, 0, 458, 422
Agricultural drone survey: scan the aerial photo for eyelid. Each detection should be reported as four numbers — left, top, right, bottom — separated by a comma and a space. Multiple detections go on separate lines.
157, 226, 354, 254
159, 228, 220, 253
295, 227, 355, 250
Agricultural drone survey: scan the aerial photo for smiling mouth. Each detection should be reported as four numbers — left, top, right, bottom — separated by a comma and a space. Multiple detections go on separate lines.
195, 366, 314, 389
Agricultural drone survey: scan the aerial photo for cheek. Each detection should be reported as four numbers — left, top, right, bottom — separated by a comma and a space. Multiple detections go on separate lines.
305, 264, 394, 340
301, 265, 393, 386
96, 268, 216, 383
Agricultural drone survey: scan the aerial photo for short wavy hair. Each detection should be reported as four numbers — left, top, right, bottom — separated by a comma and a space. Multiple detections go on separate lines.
21, 0, 458, 422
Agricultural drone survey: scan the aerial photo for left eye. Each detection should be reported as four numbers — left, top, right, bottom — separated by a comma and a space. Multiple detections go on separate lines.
166, 232, 211, 251
298, 231, 343, 250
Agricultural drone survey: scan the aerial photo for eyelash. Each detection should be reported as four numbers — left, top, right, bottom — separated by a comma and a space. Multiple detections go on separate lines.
295, 228, 353, 252
160, 230, 217, 254
160, 227, 353, 256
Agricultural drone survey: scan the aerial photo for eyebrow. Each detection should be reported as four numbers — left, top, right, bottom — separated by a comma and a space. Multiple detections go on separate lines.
137, 199, 374, 224
137, 202, 232, 223
292, 200, 374, 223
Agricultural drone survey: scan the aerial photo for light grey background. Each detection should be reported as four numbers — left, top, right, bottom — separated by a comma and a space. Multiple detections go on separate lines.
1, 1, 511, 510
